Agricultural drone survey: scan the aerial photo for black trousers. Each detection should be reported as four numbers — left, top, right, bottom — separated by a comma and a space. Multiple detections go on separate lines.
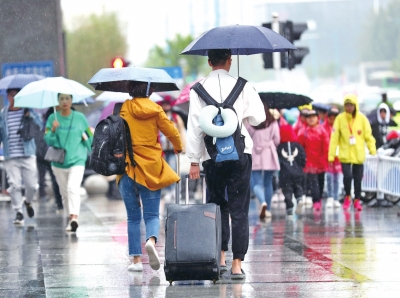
341, 163, 364, 199
305, 173, 321, 203
318, 172, 325, 199
37, 159, 63, 208
280, 175, 304, 209
203, 154, 252, 261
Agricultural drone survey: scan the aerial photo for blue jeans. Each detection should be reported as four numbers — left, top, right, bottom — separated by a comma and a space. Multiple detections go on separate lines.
250, 170, 274, 211
118, 175, 161, 256
326, 172, 340, 201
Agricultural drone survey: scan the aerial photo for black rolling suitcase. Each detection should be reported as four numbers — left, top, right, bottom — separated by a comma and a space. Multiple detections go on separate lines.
164, 173, 221, 285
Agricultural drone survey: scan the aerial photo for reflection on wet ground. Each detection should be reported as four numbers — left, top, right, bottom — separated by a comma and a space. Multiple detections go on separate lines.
1, 196, 400, 297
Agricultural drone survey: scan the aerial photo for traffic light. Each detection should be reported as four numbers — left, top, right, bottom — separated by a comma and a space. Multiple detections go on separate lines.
111, 57, 130, 68
284, 21, 309, 70
262, 21, 309, 70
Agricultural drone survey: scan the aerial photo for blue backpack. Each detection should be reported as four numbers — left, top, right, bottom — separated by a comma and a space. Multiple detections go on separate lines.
192, 77, 247, 163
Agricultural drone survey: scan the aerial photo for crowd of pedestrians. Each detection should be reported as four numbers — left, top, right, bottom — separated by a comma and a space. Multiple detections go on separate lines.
1, 57, 398, 277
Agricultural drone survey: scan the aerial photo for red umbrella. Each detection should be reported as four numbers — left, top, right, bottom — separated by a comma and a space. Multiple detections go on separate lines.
174, 79, 202, 106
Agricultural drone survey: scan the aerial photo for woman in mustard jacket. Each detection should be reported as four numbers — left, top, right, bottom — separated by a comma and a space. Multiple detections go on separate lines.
328, 94, 376, 212
118, 82, 183, 272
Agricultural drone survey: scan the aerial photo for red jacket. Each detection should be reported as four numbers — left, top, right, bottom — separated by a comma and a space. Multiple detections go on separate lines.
298, 124, 329, 174
293, 116, 306, 135
322, 119, 342, 173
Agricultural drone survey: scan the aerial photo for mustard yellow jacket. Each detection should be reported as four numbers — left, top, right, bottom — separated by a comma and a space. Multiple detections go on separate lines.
118, 98, 183, 190
328, 94, 376, 164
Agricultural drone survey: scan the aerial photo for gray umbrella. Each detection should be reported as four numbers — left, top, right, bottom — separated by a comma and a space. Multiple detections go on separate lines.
0, 74, 45, 95
88, 67, 179, 93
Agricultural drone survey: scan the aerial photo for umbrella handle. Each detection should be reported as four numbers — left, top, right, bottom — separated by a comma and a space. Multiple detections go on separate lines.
53, 106, 57, 121
237, 53, 239, 77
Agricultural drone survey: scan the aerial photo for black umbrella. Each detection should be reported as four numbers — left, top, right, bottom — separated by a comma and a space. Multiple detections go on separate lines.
258, 92, 312, 110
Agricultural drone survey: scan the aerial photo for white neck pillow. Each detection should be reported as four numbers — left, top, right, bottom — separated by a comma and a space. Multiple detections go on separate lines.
199, 105, 238, 138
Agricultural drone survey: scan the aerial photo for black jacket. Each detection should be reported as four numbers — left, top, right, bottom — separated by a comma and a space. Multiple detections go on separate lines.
371, 119, 396, 149
277, 142, 306, 179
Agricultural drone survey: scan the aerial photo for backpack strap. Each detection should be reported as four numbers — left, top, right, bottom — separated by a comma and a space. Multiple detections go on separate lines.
113, 103, 123, 115
191, 83, 218, 106
224, 77, 247, 106
113, 102, 141, 207
191, 77, 247, 107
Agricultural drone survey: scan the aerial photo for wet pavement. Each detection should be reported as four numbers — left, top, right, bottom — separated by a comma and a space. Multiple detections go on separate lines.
1, 195, 400, 297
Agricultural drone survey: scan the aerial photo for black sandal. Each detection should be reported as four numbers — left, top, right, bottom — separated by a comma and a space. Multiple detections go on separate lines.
230, 269, 246, 280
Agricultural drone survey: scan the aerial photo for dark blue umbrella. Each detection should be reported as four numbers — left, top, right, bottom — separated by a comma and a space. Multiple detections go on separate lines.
312, 102, 331, 112
0, 74, 45, 95
181, 25, 296, 56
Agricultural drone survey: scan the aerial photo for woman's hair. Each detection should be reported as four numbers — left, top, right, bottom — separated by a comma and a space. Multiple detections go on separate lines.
128, 82, 151, 98
57, 93, 73, 100
253, 102, 275, 130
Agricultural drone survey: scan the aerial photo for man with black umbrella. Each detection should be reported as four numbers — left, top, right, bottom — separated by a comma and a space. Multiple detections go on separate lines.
187, 49, 265, 279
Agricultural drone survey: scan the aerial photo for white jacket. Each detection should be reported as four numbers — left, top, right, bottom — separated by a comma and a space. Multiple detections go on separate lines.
186, 69, 266, 163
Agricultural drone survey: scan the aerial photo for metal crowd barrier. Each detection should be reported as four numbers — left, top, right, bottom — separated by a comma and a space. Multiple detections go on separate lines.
362, 155, 400, 198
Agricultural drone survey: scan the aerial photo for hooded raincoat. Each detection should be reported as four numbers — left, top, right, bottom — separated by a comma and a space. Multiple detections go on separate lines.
118, 98, 183, 190
371, 103, 393, 149
328, 94, 376, 164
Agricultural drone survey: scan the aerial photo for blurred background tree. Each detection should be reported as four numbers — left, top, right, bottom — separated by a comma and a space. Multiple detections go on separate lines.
145, 34, 207, 82
361, 0, 400, 71
66, 12, 127, 87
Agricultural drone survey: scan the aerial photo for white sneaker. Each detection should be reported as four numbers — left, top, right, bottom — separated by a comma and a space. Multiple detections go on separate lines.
334, 200, 341, 208
128, 262, 143, 272
305, 197, 313, 207
326, 197, 334, 208
265, 210, 272, 218
296, 198, 304, 214
145, 241, 160, 270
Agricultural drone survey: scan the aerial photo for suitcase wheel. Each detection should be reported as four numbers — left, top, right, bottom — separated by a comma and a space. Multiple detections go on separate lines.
213, 279, 216, 284
169, 280, 173, 286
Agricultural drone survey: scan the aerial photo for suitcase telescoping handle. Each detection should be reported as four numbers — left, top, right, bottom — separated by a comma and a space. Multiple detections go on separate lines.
174, 154, 207, 204
185, 174, 207, 205
175, 154, 180, 204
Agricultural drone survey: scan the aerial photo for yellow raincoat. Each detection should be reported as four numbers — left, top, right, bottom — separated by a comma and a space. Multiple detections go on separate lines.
328, 94, 376, 164
118, 97, 183, 190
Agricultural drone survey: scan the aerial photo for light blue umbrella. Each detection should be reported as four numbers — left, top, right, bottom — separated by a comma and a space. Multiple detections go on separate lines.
0, 74, 45, 95
88, 67, 179, 93
14, 77, 95, 109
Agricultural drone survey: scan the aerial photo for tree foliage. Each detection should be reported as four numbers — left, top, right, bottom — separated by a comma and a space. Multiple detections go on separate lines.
361, 0, 400, 70
145, 34, 207, 80
66, 12, 127, 86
